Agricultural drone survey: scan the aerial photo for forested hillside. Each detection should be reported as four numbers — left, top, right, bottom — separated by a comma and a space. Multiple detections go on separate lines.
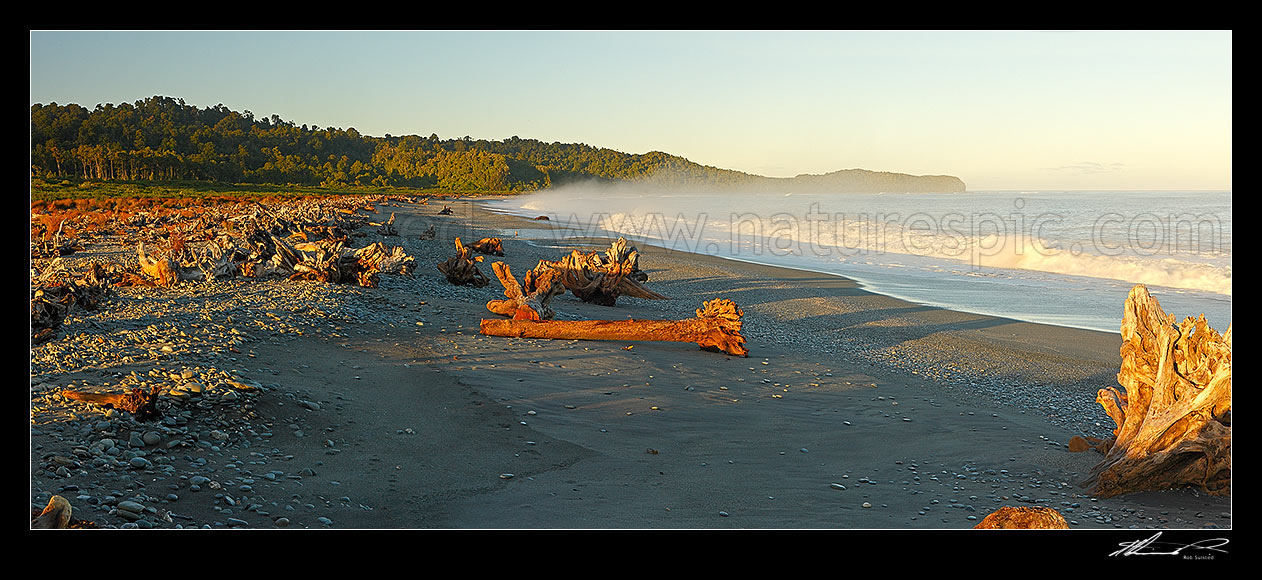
30, 96, 965, 193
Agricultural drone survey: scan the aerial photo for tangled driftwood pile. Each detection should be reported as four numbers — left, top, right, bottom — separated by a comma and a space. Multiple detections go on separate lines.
1077, 284, 1231, 498
30, 259, 118, 345
538, 237, 666, 306
30, 195, 420, 344
31, 219, 85, 259
123, 201, 416, 289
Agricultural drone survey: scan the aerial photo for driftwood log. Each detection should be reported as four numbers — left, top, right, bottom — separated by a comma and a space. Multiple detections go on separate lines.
31, 495, 73, 529
468, 237, 505, 256
436, 237, 489, 287
972, 506, 1070, 529
1081, 284, 1231, 498
485, 261, 565, 320
61, 386, 161, 421
540, 237, 666, 306
480, 298, 748, 356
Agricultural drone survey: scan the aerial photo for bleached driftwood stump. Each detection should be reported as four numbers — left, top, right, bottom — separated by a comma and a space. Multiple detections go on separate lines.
1082, 284, 1231, 498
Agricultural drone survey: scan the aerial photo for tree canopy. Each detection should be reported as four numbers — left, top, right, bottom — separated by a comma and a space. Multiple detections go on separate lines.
31, 96, 965, 193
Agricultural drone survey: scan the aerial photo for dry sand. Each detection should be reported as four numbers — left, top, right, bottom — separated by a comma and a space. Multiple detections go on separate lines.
32, 196, 1232, 540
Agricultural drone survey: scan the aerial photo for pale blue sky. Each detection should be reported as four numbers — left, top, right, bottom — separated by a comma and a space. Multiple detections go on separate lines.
29, 30, 1232, 190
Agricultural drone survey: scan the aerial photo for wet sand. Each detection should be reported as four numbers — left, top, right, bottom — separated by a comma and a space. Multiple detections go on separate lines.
251, 198, 1229, 530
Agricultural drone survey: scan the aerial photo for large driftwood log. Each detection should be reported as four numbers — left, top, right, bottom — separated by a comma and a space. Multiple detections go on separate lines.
1081, 284, 1231, 498
480, 298, 748, 356
485, 261, 565, 320
539, 237, 665, 305
436, 237, 489, 287
61, 386, 161, 421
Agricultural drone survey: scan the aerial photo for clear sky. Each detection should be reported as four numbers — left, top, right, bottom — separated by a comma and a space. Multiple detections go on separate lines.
29, 30, 1232, 190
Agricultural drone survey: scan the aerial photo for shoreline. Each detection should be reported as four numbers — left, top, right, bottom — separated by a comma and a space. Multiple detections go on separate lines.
30, 196, 1231, 531
478, 193, 1233, 336
477, 200, 1126, 437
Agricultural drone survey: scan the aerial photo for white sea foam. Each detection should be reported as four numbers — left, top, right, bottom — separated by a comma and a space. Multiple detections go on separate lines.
486, 188, 1232, 331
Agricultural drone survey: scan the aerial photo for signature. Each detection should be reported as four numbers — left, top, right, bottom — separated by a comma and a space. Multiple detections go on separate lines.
1110, 532, 1229, 557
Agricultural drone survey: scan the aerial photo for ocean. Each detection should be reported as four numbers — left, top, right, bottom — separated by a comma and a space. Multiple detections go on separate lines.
484, 189, 1232, 334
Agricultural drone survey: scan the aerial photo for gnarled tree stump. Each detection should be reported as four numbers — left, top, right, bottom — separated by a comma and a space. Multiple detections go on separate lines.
480, 298, 748, 356
436, 237, 489, 287
539, 237, 665, 306
1081, 284, 1231, 498
485, 261, 565, 320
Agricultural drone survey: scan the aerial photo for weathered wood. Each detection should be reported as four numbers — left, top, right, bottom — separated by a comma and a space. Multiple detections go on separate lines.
469, 237, 505, 256
61, 386, 161, 421
539, 237, 665, 305
31, 259, 114, 343
480, 298, 748, 356
419, 224, 436, 240
376, 212, 399, 236
31, 219, 85, 259
973, 506, 1070, 529
436, 237, 489, 287
137, 243, 180, 287
1067, 435, 1111, 454
31, 495, 73, 529
1081, 284, 1231, 498
485, 261, 565, 320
